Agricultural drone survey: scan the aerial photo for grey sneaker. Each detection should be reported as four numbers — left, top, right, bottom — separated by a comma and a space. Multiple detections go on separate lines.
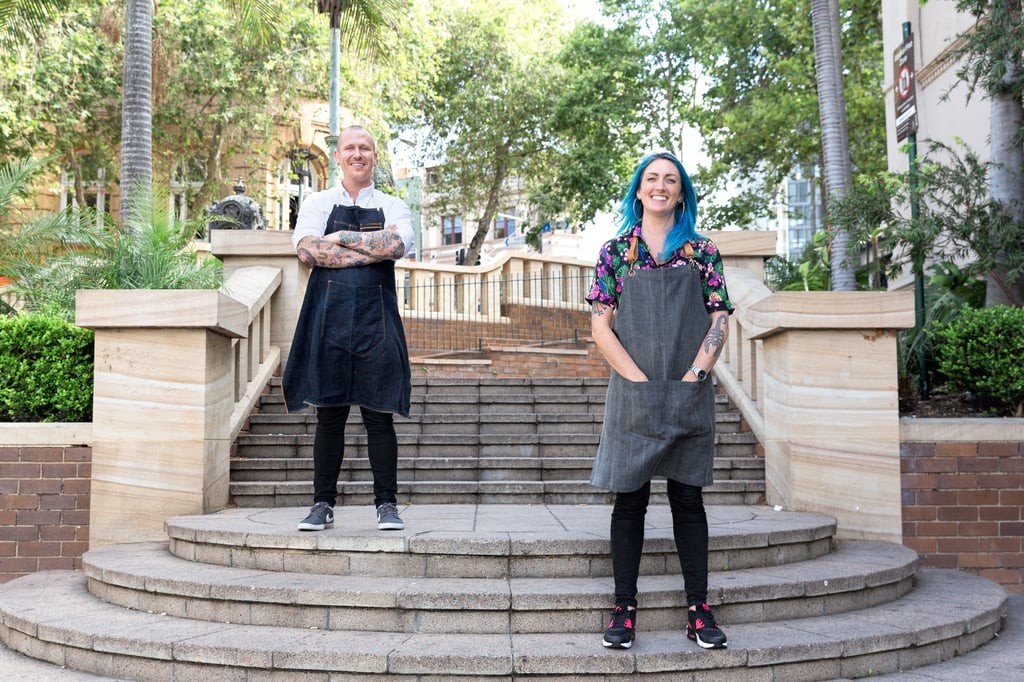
376, 502, 404, 530
298, 501, 334, 531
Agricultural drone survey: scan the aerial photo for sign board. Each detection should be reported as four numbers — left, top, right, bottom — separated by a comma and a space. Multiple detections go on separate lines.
893, 32, 918, 142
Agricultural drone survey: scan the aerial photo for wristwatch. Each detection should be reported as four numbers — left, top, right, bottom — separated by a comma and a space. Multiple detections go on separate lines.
689, 365, 708, 383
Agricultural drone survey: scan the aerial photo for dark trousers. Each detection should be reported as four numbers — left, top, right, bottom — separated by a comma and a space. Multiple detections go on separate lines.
610, 479, 709, 608
312, 405, 398, 508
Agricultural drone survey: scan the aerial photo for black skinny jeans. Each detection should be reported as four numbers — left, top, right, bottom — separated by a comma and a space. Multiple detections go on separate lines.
312, 405, 398, 508
610, 479, 709, 608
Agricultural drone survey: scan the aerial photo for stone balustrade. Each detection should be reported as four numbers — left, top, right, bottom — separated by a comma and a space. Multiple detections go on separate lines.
75, 265, 281, 547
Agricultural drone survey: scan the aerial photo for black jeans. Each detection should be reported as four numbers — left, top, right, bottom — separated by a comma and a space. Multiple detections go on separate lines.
312, 405, 398, 508
610, 479, 709, 608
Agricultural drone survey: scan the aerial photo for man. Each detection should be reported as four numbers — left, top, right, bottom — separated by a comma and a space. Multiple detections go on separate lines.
282, 125, 414, 532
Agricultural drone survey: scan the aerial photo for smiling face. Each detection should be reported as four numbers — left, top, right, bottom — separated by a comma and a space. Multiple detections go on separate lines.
636, 157, 683, 219
336, 127, 377, 192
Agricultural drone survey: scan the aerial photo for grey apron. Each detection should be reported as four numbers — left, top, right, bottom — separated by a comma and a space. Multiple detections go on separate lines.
590, 263, 716, 492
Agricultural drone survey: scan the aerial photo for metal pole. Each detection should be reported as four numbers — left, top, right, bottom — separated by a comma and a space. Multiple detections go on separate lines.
904, 21, 929, 401
327, 23, 340, 188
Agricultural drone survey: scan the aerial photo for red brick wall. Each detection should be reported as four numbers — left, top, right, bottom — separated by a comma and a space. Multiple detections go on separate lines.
902, 440, 1024, 593
0, 445, 91, 583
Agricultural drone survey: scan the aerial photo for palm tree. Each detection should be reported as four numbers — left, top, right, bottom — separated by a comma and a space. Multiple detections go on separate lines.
0, 0, 64, 46
118, 0, 152, 226
811, 0, 856, 291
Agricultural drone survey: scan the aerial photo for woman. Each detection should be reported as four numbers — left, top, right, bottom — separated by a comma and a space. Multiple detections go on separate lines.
586, 151, 733, 650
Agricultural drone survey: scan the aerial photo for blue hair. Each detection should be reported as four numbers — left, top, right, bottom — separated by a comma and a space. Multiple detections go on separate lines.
617, 151, 700, 259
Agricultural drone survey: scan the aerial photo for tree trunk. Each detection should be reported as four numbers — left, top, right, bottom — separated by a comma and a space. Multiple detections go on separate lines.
987, 67, 1024, 307
811, 0, 855, 291
462, 155, 507, 267
119, 0, 153, 227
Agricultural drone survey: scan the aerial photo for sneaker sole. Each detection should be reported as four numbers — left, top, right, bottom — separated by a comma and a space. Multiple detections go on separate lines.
297, 520, 334, 531
377, 521, 404, 530
688, 632, 727, 649
602, 639, 633, 649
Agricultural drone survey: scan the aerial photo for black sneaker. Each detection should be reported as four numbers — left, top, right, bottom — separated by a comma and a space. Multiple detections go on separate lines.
297, 501, 334, 531
687, 603, 727, 649
602, 604, 637, 649
376, 502, 405, 530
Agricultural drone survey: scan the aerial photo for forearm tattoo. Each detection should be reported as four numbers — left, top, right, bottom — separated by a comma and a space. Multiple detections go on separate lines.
703, 315, 727, 359
592, 302, 611, 317
298, 228, 405, 268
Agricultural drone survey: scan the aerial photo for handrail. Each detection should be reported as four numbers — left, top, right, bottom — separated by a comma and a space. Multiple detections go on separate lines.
219, 266, 283, 441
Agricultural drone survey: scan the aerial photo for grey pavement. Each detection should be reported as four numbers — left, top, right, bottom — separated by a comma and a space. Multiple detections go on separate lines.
1, 593, 1021, 681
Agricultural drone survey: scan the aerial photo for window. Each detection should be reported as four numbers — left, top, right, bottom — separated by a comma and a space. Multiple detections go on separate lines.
277, 150, 319, 231
442, 215, 462, 245
169, 158, 206, 224
60, 166, 109, 230
494, 207, 515, 240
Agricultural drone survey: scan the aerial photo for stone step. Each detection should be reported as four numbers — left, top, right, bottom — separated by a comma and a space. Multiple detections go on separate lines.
0, 569, 1005, 680
233, 431, 759, 459
164, 505, 833, 577
245, 410, 744, 436
81, 539, 916, 635
228, 478, 767, 507
229, 455, 766, 483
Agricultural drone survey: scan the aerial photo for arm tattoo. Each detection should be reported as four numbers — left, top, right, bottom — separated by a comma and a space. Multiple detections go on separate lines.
592, 302, 611, 317
703, 315, 727, 358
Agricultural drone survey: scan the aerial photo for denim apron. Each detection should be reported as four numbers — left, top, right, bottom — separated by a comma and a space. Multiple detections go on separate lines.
282, 204, 411, 417
590, 262, 716, 492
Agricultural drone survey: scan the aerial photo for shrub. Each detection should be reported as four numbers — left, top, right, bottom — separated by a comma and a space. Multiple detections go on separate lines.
930, 305, 1024, 417
0, 313, 93, 422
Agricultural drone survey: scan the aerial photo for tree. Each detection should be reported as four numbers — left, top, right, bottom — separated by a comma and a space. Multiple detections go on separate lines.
403, 0, 573, 266
152, 0, 328, 215
118, 0, 398, 225
0, 1, 121, 194
943, 1, 1024, 306
0, 0, 66, 46
539, 0, 699, 230
811, 0, 855, 290
682, 0, 885, 232
118, 0, 152, 225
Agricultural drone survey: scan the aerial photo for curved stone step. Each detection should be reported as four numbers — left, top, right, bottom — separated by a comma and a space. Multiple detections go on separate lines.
82, 539, 916, 634
165, 505, 832, 578
0, 569, 1005, 680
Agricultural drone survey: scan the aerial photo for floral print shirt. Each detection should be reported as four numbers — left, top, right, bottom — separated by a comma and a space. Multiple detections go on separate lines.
585, 224, 734, 314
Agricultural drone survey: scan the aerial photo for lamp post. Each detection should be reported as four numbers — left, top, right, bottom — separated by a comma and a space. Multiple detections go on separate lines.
316, 1, 343, 188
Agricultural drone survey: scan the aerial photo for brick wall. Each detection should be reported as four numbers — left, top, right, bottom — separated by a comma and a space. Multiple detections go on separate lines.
0, 445, 91, 583
902, 439, 1024, 593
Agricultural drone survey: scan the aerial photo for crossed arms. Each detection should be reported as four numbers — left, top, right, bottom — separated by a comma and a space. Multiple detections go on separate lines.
296, 227, 407, 268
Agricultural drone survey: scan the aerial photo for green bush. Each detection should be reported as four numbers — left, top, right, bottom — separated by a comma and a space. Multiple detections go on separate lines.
0, 313, 93, 422
930, 305, 1024, 417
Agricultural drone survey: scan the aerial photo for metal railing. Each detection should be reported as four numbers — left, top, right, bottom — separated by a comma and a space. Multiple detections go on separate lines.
398, 270, 593, 353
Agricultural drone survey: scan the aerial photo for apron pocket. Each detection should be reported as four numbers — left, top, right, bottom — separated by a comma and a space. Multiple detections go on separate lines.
321, 280, 386, 356
615, 378, 712, 440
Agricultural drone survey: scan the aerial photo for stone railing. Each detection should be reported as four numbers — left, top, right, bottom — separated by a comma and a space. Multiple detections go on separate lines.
714, 265, 915, 542
75, 265, 282, 547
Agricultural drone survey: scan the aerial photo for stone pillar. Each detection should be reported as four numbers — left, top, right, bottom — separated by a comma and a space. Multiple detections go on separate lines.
76, 289, 246, 547
750, 290, 915, 542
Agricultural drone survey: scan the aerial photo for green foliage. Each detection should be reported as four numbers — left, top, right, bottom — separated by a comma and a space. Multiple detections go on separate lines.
683, 0, 886, 229
401, 0, 575, 264
0, 312, 94, 422
931, 305, 1024, 416
897, 261, 985, 381
9, 185, 223, 320
0, 157, 109, 278
0, 1, 121, 165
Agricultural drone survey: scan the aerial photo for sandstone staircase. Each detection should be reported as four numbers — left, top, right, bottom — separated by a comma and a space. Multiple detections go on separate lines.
0, 376, 1007, 680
